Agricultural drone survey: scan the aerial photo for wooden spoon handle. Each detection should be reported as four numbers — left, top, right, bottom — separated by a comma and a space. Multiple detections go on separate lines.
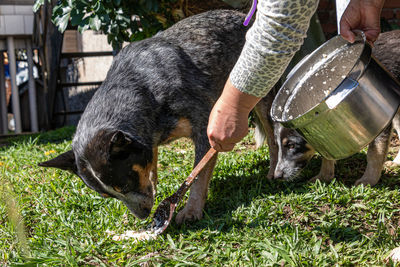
185, 148, 217, 186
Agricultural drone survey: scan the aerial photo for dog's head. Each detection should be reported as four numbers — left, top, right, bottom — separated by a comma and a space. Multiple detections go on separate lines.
39, 130, 156, 219
273, 123, 315, 180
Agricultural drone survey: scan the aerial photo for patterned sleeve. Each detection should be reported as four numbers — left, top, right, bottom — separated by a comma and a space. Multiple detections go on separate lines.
230, 0, 320, 97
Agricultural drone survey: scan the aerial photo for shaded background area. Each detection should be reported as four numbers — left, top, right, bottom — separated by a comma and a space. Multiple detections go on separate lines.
2, 0, 400, 135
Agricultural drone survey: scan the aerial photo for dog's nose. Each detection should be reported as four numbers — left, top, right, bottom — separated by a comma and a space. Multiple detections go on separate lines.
142, 207, 151, 217
129, 206, 151, 219
274, 169, 284, 179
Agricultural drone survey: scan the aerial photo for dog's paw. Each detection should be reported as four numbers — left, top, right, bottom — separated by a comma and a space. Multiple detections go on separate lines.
175, 206, 203, 225
267, 168, 274, 180
385, 160, 400, 168
355, 174, 379, 186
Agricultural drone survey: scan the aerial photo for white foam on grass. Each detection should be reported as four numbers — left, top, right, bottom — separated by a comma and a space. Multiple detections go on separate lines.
106, 229, 158, 242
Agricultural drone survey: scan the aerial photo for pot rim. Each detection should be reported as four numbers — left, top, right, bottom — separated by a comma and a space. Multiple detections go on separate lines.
271, 32, 371, 124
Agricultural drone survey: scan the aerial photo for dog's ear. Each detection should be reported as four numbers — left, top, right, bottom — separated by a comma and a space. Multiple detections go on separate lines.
109, 131, 143, 159
38, 150, 77, 173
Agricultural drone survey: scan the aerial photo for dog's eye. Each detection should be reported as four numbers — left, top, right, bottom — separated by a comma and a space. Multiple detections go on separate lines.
286, 142, 296, 149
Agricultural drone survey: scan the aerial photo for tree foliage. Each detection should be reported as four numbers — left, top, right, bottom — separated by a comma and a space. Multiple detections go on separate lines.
34, 0, 179, 49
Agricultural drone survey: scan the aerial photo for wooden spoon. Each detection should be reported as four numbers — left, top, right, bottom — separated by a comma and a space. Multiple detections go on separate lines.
149, 147, 218, 235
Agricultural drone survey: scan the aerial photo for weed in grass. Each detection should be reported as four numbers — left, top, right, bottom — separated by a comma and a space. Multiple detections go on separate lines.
0, 179, 30, 259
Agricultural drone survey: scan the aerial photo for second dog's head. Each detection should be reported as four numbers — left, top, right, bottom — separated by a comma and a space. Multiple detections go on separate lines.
39, 129, 156, 219
273, 123, 316, 180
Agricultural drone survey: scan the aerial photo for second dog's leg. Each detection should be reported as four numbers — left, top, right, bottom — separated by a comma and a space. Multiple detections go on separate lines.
356, 124, 393, 186
175, 136, 217, 224
309, 158, 336, 182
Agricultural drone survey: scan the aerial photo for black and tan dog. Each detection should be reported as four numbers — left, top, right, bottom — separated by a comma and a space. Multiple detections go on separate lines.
263, 30, 400, 186
39, 10, 279, 224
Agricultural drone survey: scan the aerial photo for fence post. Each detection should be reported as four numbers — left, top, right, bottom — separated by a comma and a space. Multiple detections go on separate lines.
7, 36, 22, 133
26, 39, 39, 132
0, 53, 8, 134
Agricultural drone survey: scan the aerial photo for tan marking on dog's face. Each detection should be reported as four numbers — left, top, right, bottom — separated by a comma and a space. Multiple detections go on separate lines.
164, 118, 192, 143
299, 144, 316, 161
132, 163, 154, 196
282, 137, 288, 146
113, 186, 122, 193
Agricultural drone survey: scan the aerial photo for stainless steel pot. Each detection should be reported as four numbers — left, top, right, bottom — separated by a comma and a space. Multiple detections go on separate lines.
271, 32, 400, 160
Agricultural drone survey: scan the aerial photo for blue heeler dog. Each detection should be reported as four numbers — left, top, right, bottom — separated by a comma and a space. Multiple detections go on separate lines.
39, 10, 279, 224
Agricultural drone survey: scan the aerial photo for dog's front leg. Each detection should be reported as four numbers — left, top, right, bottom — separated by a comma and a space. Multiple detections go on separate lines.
175, 138, 217, 225
150, 147, 158, 196
309, 158, 335, 183
356, 124, 393, 186
254, 97, 278, 179
386, 111, 400, 166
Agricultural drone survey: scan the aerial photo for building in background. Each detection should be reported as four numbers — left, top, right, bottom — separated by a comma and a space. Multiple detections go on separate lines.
55, 30, 114, 126
0, 0, 39, 134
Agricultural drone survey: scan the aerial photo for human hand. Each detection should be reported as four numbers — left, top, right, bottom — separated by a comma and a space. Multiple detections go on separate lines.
340, 0, 385, 43
207, 96, 249, 152
207, 79, 260, 152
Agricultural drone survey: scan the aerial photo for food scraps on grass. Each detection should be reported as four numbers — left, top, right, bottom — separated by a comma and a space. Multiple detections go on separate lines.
106, 229, 158, 242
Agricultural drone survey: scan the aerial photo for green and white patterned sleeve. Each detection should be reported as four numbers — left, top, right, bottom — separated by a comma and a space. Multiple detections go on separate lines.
230, 0, 320, 97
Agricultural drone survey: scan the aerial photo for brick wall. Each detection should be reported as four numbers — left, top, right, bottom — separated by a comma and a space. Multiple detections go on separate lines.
381, 0, 400, 30
317, 0, 400, 38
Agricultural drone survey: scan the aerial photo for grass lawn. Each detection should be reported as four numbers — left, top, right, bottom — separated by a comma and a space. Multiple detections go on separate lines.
1, 126, 400, 266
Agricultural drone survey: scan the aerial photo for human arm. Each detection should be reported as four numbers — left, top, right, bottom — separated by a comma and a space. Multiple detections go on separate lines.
207, 0, 319, 152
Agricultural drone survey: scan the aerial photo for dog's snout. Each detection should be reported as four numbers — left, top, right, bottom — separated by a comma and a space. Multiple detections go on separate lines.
274, 169, 284, 179
121, 191, 154, 219
133, 206, 151, 219
127, 203, 152, 219
135, 210, 150, 219
142, 207, 151, 217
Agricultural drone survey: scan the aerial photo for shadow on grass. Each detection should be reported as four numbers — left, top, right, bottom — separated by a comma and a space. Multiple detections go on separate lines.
298, 151, 400, 188
168, 149, 400, 239
300, 152, 369, 186
167, 156, 313, 234
315, 225, 363, 243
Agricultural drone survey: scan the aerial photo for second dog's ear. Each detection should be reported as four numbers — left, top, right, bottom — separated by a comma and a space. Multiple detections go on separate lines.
38, 150, 77, 173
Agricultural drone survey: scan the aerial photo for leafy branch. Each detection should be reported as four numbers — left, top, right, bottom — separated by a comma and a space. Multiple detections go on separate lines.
34, 0, 179, 49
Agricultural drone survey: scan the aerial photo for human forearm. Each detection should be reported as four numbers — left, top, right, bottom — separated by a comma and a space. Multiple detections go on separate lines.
230, 0, 319, 97
217, 79, 261, 115
207, 0, 320, 152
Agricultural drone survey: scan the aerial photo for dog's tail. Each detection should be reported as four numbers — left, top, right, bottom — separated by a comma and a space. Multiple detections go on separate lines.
253, 115, 267, 149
